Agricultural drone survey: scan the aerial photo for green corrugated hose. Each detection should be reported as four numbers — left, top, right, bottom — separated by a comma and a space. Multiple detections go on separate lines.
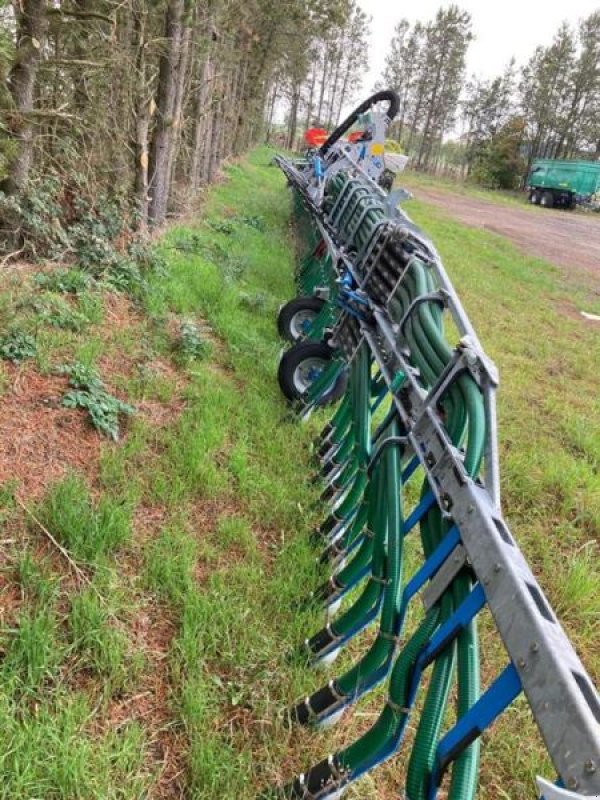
284, 168, 486, 800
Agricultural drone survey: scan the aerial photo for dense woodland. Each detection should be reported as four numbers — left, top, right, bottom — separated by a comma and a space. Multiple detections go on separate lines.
266, 3, 369, 149
0, 0, 365, 263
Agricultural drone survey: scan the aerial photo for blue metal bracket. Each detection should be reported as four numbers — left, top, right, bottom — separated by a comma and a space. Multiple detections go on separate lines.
402, 490, 436, 537
427, 662, 522, 799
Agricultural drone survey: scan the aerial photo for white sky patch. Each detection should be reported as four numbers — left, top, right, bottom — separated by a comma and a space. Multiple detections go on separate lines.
358, 0, 600, 88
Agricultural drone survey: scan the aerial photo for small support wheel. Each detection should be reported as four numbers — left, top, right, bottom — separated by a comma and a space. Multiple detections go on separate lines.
277, 296, 326, 341
277, 341, 347, 405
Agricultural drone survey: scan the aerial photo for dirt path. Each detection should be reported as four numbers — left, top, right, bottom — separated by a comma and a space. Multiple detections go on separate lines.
410, 186, 600, 287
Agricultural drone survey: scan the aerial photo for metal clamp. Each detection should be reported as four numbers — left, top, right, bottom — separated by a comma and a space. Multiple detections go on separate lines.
386, 697, 410, 715
421, 544, 468, 611
396, 290, 449, 337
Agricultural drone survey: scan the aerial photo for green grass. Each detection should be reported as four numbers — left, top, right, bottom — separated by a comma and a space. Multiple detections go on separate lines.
67, 587, 131, 689
143, 523, 198, 606
400, 168, 533, 209
0, 148, 326, 798
37, 473, 133, 564
0, 146, 597, 799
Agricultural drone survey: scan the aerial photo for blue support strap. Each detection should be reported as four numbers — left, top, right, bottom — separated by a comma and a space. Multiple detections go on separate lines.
403, 490, 436, 537
427, 662, 523, 799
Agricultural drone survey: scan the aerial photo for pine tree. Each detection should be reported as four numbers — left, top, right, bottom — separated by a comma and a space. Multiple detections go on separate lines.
378, 6, 471, 170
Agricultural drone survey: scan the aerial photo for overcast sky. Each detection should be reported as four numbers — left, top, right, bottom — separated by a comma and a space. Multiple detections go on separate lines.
358, 0, 600, 88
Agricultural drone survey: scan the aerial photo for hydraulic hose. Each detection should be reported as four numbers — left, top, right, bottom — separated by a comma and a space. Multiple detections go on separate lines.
319, 90, 400, 157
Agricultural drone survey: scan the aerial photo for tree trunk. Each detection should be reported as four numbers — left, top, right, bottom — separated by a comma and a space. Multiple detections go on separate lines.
148, 0, 184, 226
287, 86, 300, 150
407, 77, 427, 155
316, 47, 329, 123
132, 6, 151, 225
166, 14, 193, 196
326, 49, 342, 127
416, 54, 446, 169
232, 54, 249, 154
189, 55, 212, 190
224, 58, 241, 158
202, 84, 217, 184
213, 71, 227, 171
207, 77, 222, 182
72, 0, 93, 112
305, 65, 316, 130
335, 56, 352, 125
1, 0, 49, 195
265, 80, 278, 143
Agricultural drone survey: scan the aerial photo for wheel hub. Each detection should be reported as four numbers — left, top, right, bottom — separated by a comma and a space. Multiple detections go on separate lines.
290, 309, 318, 339
293, 357, 326, 393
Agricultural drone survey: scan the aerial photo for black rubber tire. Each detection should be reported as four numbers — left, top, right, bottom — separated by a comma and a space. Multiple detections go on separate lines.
540, 191, 554, 208
529, 190, 540, 205
278, 341, 347, 405
277, 296, 326, 342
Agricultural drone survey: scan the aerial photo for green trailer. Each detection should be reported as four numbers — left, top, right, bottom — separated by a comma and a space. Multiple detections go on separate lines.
526, 158, 600, 209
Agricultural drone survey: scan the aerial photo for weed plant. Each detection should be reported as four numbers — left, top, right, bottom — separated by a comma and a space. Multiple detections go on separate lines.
60, 362, 135, 440
0, 328, 37, 362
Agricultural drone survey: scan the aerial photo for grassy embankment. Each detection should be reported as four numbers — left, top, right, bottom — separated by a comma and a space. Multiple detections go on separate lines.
0, 147, 597, 799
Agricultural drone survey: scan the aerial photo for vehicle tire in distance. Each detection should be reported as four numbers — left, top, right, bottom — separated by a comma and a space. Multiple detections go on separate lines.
529, 190, 541, 205
540, 191, 554, 208
277, 295, 326, 341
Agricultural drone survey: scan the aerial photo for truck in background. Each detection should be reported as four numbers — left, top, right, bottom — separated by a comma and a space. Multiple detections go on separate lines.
526, 158, 600, 210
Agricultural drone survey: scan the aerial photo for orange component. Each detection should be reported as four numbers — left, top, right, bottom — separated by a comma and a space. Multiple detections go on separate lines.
304, 127, 329, 147
347, 131, 365, 144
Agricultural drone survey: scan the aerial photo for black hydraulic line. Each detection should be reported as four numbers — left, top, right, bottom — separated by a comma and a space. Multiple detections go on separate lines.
319, 90, 401, 157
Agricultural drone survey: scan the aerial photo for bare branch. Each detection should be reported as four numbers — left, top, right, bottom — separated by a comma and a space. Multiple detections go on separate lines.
16, 498, 91, 587
0, 108, 83, 121
42, 58, 110, 68
46, 8, 115, 25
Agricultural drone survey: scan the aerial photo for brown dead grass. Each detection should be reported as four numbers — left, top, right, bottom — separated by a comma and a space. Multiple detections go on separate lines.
0, 287, 192, 502
0, 363, 103, 500
0, 263, 264, 798
89, 601, 185, 799
0, 276, 198, 796
102, 292, 142, 330
0, 356, 189, 503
